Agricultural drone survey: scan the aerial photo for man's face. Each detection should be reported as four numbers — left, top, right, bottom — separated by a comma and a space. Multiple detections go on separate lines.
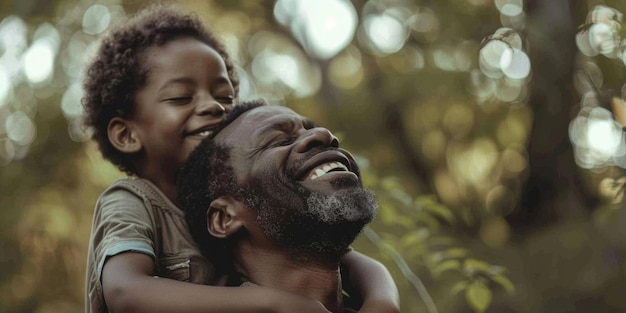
214, 106, 376, 260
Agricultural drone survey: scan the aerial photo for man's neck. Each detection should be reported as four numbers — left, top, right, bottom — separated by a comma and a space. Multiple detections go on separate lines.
235, 245, 344, 313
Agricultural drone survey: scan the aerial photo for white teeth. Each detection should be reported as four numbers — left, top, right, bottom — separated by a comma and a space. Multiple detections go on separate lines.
198, 130, 211, 137
309, 162, 349, 180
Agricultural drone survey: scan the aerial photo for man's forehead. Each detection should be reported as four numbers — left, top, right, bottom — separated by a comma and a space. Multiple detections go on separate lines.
215, 106, 302, 144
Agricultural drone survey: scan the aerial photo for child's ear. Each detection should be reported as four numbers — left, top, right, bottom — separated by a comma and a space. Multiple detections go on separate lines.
207, 196, 244, 238
108, 117, 142, 153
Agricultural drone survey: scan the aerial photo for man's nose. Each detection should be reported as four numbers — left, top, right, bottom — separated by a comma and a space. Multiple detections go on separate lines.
294, 127, 339, 153
196, 98, 226, 117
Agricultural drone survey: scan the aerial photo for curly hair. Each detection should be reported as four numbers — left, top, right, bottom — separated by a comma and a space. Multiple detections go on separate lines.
177, 99, 266, 271
82, 4, 239, 175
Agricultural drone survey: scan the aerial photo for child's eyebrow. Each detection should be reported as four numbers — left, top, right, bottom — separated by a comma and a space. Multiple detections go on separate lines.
158, 77, 194, 92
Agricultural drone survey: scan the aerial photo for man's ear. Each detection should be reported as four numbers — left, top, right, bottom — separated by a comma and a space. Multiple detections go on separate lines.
108, 117, 142, 153
207, 196, 244, 238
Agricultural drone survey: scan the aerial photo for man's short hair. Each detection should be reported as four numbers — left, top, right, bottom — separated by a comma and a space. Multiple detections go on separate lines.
177, 99, 266, 270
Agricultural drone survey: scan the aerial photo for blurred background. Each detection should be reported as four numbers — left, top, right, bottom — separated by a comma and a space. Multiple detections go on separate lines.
1, 0, 626, 312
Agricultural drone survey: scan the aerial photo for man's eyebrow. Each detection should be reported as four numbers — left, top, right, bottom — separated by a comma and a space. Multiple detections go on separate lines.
259, 115, 318, 134
302, 118, 317, 129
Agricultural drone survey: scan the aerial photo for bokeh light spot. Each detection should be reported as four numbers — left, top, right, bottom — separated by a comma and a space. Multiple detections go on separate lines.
23, 40, 55, 84
589, 23, 616, 55
251, 47, 321, 98
328, 46, 364, 89
0, 139, 15, 166
496, 79, 524, 102
479, 40, 511, 78
443, 104, 474, 137
494, 27, 523, 50
68, 118, 90, 142
501, 148, 528, 177
82, 4, 111, 35
6, 111, 36, 146
452, 138, 499, 184
576, 31, 597, 57
34, 23, 61, 54
587, 116, 621, 156
432, 46, 456, 71
63, 31, 93, 78
61, 83, 84, 119
470, 69, 497, 102
501, 48, 530, 80
500, 4, 523, 17
274, 0, 357, 60
267, 54, 299, 89
0, 65, 11, 107
495, 0, 523, 12
364, 13, 407, 55
570, 107, 626, 168
0, 15, 28, 79
589, 5, 623, 23
408, 7, 440, 42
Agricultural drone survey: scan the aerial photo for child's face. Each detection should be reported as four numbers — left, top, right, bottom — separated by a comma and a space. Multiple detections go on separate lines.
130, 36, 235, 179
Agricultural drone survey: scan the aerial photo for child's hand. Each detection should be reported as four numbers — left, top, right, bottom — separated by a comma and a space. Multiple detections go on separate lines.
263, 288, 331, 313
358, 298, 400, 313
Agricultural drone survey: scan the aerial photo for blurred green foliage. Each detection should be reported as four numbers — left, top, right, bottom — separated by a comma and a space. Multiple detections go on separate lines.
2, 0, 626, 312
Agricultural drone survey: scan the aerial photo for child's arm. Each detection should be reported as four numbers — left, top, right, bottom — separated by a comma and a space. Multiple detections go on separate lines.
341, 250, 400, 313
102, 252, 331, 313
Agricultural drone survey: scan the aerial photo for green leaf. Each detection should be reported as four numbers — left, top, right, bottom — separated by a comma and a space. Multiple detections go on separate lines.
463, 258, 492, 275
491, 274, 515, 295
433, 259, 461, 276
465, 282, 492, 313
423, 202, 456, 224
443, 247, 468, 259
451, 281, 469, 295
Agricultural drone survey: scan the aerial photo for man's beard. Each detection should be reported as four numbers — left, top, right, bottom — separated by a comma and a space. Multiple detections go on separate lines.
239, 172, 377, 264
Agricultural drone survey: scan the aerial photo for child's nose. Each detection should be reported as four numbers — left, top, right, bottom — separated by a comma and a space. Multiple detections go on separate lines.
196, 100, 226, 117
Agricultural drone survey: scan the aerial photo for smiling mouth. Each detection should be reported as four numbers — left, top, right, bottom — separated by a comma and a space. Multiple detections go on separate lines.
197, 130, 212, 137
186, 127, 216, 138
303, 161, 350, 181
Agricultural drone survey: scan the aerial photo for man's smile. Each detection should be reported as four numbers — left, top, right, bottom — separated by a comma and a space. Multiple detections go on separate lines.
295, 150, 358, 183
305, 161, 349, 180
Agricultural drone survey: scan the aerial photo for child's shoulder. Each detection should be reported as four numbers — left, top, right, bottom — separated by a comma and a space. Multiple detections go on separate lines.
107, 177, 147, 189
101, 178, 176, 212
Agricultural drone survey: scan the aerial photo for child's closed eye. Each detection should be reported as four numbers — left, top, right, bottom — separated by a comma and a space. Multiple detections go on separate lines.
163, 96, 193, 104
216, 95, 234, 104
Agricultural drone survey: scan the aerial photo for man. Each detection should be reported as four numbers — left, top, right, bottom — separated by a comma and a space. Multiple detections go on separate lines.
178, 99, 379, 312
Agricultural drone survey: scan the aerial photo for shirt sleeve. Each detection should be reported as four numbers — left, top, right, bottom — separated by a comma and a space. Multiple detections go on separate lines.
90, 184, 157, 284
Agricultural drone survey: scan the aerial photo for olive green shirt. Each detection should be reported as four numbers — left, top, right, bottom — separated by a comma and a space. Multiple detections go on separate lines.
85, 178, 218, 313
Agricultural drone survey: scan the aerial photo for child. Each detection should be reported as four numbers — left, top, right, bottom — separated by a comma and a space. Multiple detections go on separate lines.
82, 4, 399, 313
